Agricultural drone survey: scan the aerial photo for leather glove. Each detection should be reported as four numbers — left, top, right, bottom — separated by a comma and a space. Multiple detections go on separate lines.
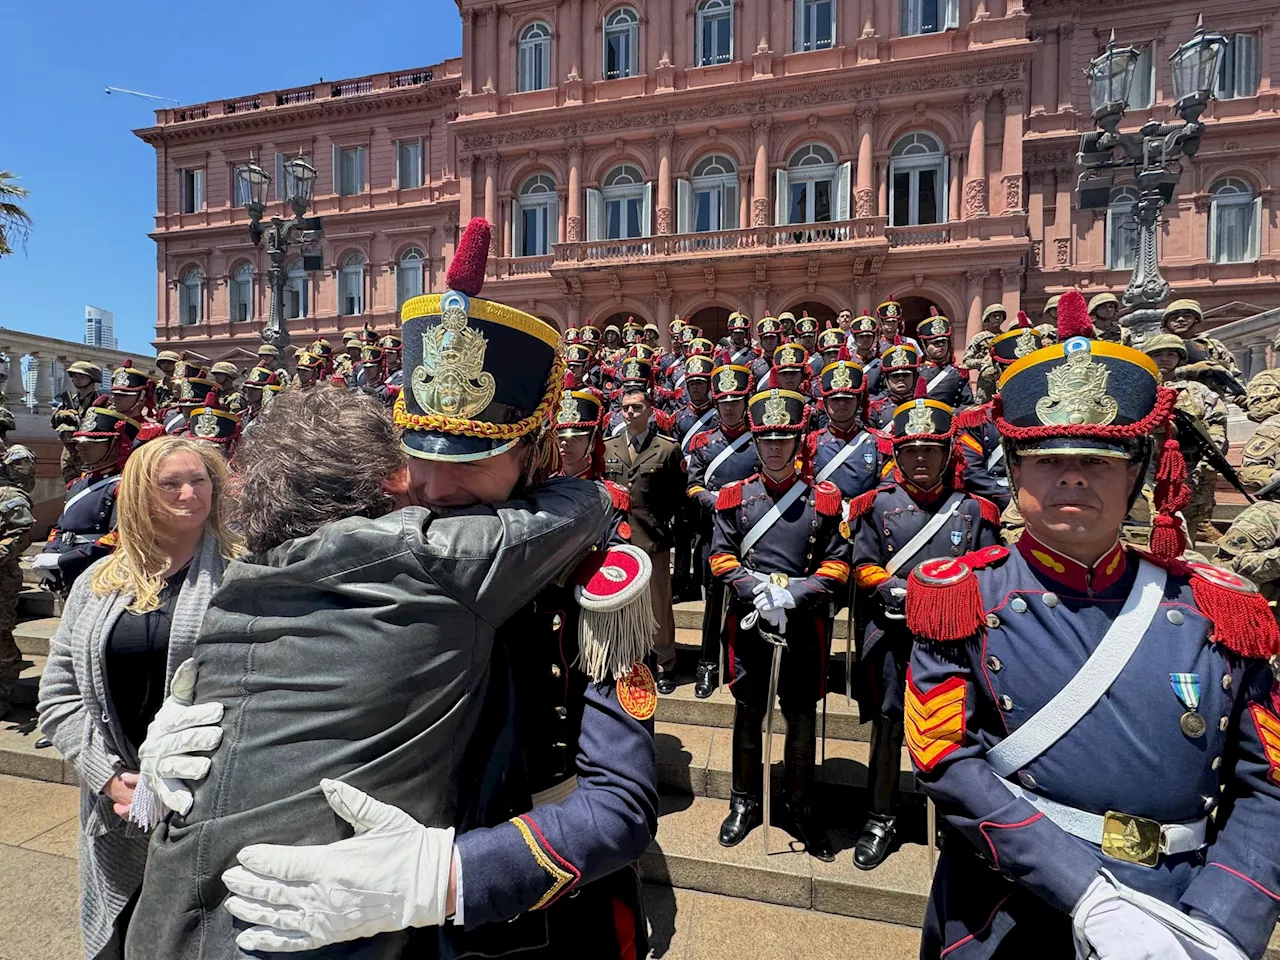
1071, 874, 1192, 960
223, 778, 455, 953
136, 659, 224, 817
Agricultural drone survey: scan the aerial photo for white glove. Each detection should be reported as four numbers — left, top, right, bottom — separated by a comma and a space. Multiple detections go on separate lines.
1178, 926, 1251, 960
752, 581, 797, 611
29, 552, 61, 570
137, 659, 224, 817
1072, 874, 1193, 960
223, 778, 455, 953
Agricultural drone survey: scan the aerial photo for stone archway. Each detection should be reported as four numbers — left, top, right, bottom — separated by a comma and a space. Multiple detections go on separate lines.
786, 301, 838, 328
900, 295, 947, 339
688, 306, 731, 344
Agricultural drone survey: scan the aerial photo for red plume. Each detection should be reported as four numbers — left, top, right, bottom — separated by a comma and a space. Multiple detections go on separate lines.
862, 308, 871, 316
1150, 434, 1191, 561
893, 334, 902, 345
914, 376, 928, 399
204, 391, 220, 408
767, 366, 779, 389
929, 307, 939, 316
446, 218, 491, 297
837, 344, 851, 361
1055, 290, 1094, 341
1017, 310, 1030, 328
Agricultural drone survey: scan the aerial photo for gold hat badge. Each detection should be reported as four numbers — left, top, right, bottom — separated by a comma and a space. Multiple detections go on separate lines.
193, 410, 221, 437
412, 295, 497, 419
905, 400, 935, 435
830, 364, 854, 389
556, 393, 577, 424
762, 390, 790, 426
718, 367, 739, 393
1035, 342, 1119, 426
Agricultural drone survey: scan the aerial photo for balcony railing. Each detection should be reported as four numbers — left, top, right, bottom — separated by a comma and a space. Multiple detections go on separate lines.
333, 79, 375, 97
885, 224, 952, 247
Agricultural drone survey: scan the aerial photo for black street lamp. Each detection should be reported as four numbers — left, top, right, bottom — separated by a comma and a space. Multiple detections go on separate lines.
1075, 18, 1226, 327
238, 153, 323, 352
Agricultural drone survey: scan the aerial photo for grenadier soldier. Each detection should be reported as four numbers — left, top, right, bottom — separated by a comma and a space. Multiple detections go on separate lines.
565, 344, 596, 391
334, 332, 360, 383
53, 409, 83, 484
185, 405, 241, 457
1240, 368, 1280, 491
709, 387, 850, 860
604, 356, 657, 437
875, 296, 919, 354
1088, 291, 1132, 345
1162, 298, 1245, 402
31, 407, 139, 593
562, 324, 580, 348
380, 333, 404, 389
162, 371, 219, 436
666, 336, 712, 403
294, 350, 326, 390
809, 358, 885, 503
867, 343, 921, 430
768, 342, 811, 396
917, 309, 974, 409
354, 343, 394, 405
622, 317, 644, 348
749, 317, 783, 385
811, 324, 845, 381
155, 350, 183, 408
905, 288, 1280, 960
52, 360, 102, 423
238, 367, 280, 430
687, 364, 759, 698
795, 314, 820, 357
723, 313, 756, 367
849, 311, 883, 395
0, 445, 35, 722
210, 361, 247, 414
670, 353, 719, 603
659, 317, 687, 380
108, 362, 165, 443
846, 400, 999, 868
660, 325, 699, 394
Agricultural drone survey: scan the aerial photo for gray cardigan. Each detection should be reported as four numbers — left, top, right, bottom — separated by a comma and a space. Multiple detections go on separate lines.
37, 536, 227, 960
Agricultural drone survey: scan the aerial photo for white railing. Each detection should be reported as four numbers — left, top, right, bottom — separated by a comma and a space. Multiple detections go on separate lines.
885, 224, 951, 247
332, 80, 374, 97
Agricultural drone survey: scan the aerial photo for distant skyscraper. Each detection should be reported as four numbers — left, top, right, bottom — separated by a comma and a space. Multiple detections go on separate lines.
84, 305, 117, 350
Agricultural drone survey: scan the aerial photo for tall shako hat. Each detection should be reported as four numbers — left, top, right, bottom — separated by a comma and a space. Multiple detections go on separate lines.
579, 323, 602, 346
748, 388, 807, 439
711, 364, 752, 399
618, 355, 654, 389
727, 312, 751, 332
188, 407, 241, 445
851, 310, 879, 335
622, 317, 644, 342
669, 317, 686, 336
685, 354, 716, 380
626, 344, 657, 363
563, 326, 581, 345
876, 295, 902, 322
685, 337, 715, 357
241, 367, 280, 390
989, 311, 1044, 368
917, 308, 952, 341
73, 406, 141, 444
565, 343, 593, 365
358, 323, 380, 346
679, 324, 703, 345
820, 360, 866, 397
174, 376, 218, 406
378, 334, 403, 353
110, 362, 153, 395
772, 342, 809, 371
295, 351, 325, 371
891, 398, 955, 448
818, 325, 845, 352
880, 341, 921, 372
358, 344, 385, 364
554, 388, 604, 438
396, 218, 564, 463
795, 314, 819, 336
757, 317, 782, 337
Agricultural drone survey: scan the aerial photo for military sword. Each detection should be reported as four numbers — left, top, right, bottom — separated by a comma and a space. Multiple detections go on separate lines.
741, 571, 790, 857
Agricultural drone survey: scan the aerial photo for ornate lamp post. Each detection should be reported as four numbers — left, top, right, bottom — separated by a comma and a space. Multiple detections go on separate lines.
1075, 18, 1226, 331
238, 154, 323, 351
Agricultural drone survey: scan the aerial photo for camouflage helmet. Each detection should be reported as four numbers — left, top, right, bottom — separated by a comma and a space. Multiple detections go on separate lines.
1245, 368, 1280, 423
0, 407, 14, 435
2, 444, 35, 490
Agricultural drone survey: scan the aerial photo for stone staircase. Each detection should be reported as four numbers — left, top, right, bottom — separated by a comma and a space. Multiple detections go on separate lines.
6, 541, 1280, 958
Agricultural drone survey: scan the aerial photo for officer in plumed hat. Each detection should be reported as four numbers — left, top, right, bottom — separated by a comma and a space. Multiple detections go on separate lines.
709, 386, 849, 860
904, 289, 1280, 960
875, 296, 919, 354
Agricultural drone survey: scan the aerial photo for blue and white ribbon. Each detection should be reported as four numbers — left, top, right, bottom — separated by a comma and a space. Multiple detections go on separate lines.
1170, 672, 1201, 711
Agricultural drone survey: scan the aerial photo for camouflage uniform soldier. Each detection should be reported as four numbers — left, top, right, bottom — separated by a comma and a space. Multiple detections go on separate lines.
1162, 299, 1244, 401
1088, 292, 1133, 346
52, 409, 83, 484
0, 445, 35, 721
210, 362, 247, 414
962, 304, 1007, 403
1216, 500, 1280, 606
1241, 369, 1280, 492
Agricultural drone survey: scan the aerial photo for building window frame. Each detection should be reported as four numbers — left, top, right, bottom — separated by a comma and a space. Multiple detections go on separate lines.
179, 267, 205, 325
333, 145, 367, 197
1216, 33, 1260, 100
518, 21, 553, 91
397, 247, 426, 307
1105, 186, 1139, 271
681, 154, 739, 232
1128, 43, 1156, 109
603, 7, 640, 79
229, 262, 254, 322
782, 143, 839, 225
179, 167, 204, 214
339, 252, 366, 316
794, 0, 835, 53
1209, 177, 1261, 264
515, 174, 559, 257
888, 131, 947, 227
396, 139, 424, 189
899, 0, 958, 37
696, 0, 734, 66
285, 258, 310, 319
600, 164, 649, 239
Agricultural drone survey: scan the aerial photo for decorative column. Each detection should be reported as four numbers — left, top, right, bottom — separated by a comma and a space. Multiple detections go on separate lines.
964, 269, 989, 343
1000, 88, 1025, 214
1054, 166, 1074, 269
1035, 27, 1059, 116
566, 294, 583, 329
1028, 171, 1046, 269
459, 153, 475, 223
485, 5, 499, 93
1056, 23, 1076, 114
855, 107, 876, 218
32, 353, 54, 410
567, 140, 584, 242
656, 129, 674, 235
854, 276, 876, 315
1000, 265, 1022, 316
502, 199, 513, 258
949, 151, 964, 222
875, 0, 892, 40
656, 289, 674, 347
567, 0, 582, 80
877, 161, 888, 218
750, 281, 771, 322
751, 118, 771, 227
461, 10, 475, 95
739, 174, 750, 228
558, 191, 568, 243
964, 92, 991, 218
483, 152, 499, 229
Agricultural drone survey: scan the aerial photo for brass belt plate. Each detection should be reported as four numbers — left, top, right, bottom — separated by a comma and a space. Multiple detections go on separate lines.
1101, 811, 1162, 867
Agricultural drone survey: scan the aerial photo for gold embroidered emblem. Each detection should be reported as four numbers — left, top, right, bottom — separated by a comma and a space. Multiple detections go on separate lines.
830, 363, 854, 389
890, 347, 910, 367
624, 359, 641, 379
1035, 345, 1119, 426
762, 390, 790, 426
80, 410, 97, 433
112, 368, 131, 388
192, 410, 220, 438
905, 400, 935, 436
557, 393, 578, 424
412, 303, 496, 419
1014, 329, 1038, 358
924, 318, 947, 337
717, 367, 739, 393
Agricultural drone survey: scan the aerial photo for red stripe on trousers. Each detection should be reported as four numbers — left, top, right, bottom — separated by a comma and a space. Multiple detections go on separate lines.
612, 895, 637, 960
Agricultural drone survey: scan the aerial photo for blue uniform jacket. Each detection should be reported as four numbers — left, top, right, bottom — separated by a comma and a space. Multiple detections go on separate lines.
807, 426, 886, 502
685, 425, 759, 511
41, 472, 122, 586
905, 535, 1280, 959
920, 361, 975, 409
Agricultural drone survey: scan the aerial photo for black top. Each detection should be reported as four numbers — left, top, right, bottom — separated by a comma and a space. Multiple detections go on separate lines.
105, 566, 189, 755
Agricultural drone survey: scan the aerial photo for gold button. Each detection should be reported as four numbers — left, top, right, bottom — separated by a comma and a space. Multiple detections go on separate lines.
1211, 757, 1221, 771
985, 655, 1002, 672
1222, 674, 1232, 690
1220, 716, 1229, 732
985, 614, 1001, 629
556, 706, 568, 718
551, 664, 562, 678
998, 695, 1013, 711
551, 614, 563, 631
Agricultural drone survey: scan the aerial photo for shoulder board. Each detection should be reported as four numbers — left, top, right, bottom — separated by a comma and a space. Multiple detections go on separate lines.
953, 404, 992, 431
603, 480, 631, 513
1177, 560, 1280, 659
1, 497, 27, 513
905, 545, 1009, 642
846, 487, 884, 520
716, 480, 745, 511
814, 480, 842, 517
958, 432, 984, 455
971, 495, 1002, 527
688, 430, 712, 453
875, 434, 895, 457
656, 432, 678, 444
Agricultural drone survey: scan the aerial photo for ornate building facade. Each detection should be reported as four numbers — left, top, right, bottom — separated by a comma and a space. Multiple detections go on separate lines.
139, 0, 1280, 356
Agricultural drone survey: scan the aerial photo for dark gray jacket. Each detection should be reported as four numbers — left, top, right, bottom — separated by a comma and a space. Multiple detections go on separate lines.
125, 479, 610, 960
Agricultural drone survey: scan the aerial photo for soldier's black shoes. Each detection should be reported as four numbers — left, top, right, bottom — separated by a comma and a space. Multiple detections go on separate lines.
853, 813, 898, 870
783, 802, 835, 862
694, 661, 718, 699
718, 792, 762, 847
656, 667, 676, 695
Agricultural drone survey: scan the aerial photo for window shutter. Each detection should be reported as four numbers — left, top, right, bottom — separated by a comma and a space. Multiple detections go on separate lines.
677, 178, 693, 233
1238, 34, 1259, 97
835, 161, 852, 220
586, 188, 603, 240
512, 199, 523, 257
642, 181, 654, 238
775, 169, 789, 225
193, 169, 205, 210
333, 144, 341, 194
357, 147, 367, 193
1250, 196, 1262, 261
1209, 199, 1220, 262
944, 0, 958, 29
794, 0, 804, 51
274, 153, 285, 200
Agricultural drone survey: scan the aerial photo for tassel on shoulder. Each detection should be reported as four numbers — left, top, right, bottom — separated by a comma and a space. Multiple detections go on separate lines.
1185, 562, 1280, 660
688, 431, 711, 453
973, 495, 1002, 527
716, 480, 744, 511
906, 546, 1008, 642
603, 480, 631, 514
814, 480, 842, 517
846, 487, 882, 520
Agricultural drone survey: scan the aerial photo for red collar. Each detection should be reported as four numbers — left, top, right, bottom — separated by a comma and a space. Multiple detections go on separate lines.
1016, 532, 1128, 595
826, 423, 860, 441
761, 471, 800, 496
554, 463, 597, 481
687, 402, 713, 415
893, 468, 946, 504
721, 422, 748, 440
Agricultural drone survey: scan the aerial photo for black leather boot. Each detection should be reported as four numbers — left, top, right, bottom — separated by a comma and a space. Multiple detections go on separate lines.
696, 579, 725, 699
719, 702, 764, 847
854, 715, 905, 870
694, 661, 718, 699
853, 813, 898, 869
781, 705, 835, 861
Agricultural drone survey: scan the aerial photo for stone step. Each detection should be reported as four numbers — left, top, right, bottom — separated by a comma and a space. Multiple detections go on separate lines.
0, 709, 76, 786
15, 618, 60, 657
655, 720, 913, 802
675, 600, 855, 640
18, 587, 60, 619
12, 654, 45, 708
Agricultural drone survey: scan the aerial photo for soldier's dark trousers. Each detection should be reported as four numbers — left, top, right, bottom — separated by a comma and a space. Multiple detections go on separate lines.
731, 700, 766, 799
781, 703, 819, 808
0, 559, 22, 713
672, 505, 695, 594
699, 571, 724, 668
867, 715, 905, 816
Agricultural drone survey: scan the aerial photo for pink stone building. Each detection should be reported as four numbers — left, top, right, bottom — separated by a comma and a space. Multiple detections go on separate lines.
138, 1, 1280, 358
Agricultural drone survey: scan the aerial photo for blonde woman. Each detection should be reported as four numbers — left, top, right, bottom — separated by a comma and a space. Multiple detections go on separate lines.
37, 436, 239, 960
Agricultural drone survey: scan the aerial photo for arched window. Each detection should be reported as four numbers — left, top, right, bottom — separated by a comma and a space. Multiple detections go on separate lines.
285, 259, 309, 319
697, 0, 733, 66
780, 143, 849, 225
179, 267, 204, 325
1210, 178, 1261, 264
680, 154, 738, 233
397, 247, 425, 307
1106, 187, 1139, 271
516, 175, 559, 257
889, 132, 947, 226
794, 0, 835, 52
230, 262, 254, 322
339, 252, 366, 316
604, 7, 639, 79
518, 21, 552, 92
595, 164, 649, 240
900, 0, 958, 37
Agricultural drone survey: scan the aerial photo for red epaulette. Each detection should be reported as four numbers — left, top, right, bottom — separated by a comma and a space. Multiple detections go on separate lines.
906, 545, 1009, 642
716, 480, 745, 511
875, 433, 895, 457
387, 384, 402, 399
846, 486, 886, 520
603, 480, 631, 514
687, 430, 711, 453
954, 404, 992, 431
814, 480, 842, 517
972, 495, 1001, 527
654, 410, 675, 433
805, 430, 822, 461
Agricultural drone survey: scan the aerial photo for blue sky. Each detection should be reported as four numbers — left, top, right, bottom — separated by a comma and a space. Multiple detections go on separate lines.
0, 1, 461, 356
